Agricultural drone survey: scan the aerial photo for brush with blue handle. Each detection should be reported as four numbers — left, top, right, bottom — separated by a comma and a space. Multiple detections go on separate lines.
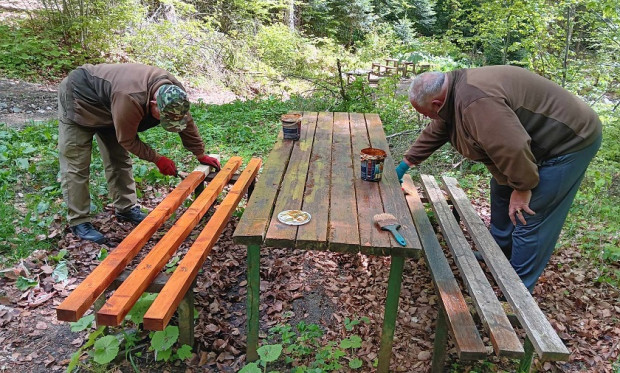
373, 213, 407, 246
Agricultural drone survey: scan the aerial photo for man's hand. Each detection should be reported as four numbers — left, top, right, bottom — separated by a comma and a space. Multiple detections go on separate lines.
395, 160, 411, 184
155, 156, 177, 176
197, 155, 221, 171
509, 189, 536, 225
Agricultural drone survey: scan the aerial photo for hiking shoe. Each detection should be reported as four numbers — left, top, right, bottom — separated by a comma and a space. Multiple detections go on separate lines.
71, 222, 106, 244
115, 206, 147, 224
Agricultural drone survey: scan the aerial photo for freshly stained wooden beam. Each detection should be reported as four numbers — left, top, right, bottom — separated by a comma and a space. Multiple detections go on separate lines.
402, 175, 486, 360
96, 157, 243, 326
421, 174, 523, 358
143, 158, 262, 330
56, 170, 207, 322
297, 112, 332, 250
441, 176, 570, 361
265, 113, 318, 247
328, 112, 360, 253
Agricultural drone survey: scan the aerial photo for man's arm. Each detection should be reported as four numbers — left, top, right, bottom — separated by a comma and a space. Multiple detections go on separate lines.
396, 119, 450, 182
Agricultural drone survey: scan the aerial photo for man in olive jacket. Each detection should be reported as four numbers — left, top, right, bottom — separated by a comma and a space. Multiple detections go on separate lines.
396, 65, 602, 292
58, 63, 221, 244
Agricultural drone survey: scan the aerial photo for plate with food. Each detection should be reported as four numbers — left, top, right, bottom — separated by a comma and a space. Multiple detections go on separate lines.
277, 210, 312, 226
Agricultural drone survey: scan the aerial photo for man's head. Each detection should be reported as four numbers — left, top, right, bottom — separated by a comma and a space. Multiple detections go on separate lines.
155, 84, 190, 132
408, 72, 447, 120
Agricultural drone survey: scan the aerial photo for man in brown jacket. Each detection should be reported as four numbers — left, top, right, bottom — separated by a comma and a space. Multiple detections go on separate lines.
396, 65, 602, 292
58, 63, 221, 244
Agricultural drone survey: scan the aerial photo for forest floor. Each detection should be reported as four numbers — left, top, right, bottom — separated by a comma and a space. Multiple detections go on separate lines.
0, 76, 619, 372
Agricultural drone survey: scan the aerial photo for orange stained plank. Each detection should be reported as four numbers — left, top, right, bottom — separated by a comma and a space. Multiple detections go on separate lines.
95, 157, 243, 326
56, 171, 207, 322
143, 158, 262, 331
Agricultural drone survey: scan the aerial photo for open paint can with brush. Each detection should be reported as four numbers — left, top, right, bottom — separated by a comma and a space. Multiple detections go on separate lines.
360, 147, 387, 181
281, 113, 302, 140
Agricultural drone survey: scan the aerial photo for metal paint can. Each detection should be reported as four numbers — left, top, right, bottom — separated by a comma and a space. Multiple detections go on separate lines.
281, 113, 302, 140
360, 147, 387, 182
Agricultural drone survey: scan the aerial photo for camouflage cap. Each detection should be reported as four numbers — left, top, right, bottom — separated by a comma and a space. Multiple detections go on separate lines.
156, 84, 190, 132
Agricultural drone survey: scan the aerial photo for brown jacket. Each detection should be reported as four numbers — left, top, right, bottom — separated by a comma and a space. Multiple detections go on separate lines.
405, 66, 602, 190
63, 63, 205, 162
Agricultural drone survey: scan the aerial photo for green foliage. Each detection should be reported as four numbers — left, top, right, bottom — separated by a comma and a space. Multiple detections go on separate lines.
15, 276, 38, 291
241, 317, 369, 372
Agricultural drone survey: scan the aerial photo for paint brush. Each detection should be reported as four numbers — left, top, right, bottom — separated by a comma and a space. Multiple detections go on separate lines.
373, 213, 407, 246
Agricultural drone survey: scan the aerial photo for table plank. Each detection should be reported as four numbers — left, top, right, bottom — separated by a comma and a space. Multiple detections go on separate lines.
366, 113, 421, 257
349, 112, 391, 252
297, 112, 332, 250
265, 113, 318, 247
233, 134, 294, 246
441, 176, 570, 361
421, 174, 523, 357
328, 112, 360, 252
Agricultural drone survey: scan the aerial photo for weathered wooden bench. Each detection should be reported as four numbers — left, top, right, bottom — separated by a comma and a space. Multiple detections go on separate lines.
56, 156, 261, 346
402, 174, 569, 372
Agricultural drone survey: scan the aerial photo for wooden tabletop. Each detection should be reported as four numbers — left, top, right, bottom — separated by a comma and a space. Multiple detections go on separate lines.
233, 112, 421, 258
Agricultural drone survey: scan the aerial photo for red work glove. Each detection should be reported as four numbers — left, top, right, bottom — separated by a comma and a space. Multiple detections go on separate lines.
197, 155, 221, 171
155, 156, 177, 176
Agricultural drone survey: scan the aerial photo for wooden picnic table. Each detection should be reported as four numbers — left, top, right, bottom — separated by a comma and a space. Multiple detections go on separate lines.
233, 112, 422, 372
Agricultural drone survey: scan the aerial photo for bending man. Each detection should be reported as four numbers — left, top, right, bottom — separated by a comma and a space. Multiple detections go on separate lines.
396, 65, 602, 292
58, 63, 221, 244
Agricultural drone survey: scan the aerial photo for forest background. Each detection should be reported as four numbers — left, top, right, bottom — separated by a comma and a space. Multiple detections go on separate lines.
0, 0, 619, 372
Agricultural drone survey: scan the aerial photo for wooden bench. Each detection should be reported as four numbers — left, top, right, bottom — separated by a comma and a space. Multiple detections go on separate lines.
344, 69, 371, 84
56, 156, 261, 346
372, 62, 399, 77
402, 174, 569, 372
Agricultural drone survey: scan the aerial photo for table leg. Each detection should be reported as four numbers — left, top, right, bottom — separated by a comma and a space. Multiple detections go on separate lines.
377, 255, 405, 373
246, 244, 261, 362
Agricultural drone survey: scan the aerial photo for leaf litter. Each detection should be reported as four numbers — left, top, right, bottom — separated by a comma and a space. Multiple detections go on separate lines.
0, 183, 618, 372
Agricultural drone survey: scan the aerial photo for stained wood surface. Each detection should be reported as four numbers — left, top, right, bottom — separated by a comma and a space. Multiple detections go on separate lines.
297, 112, 333, 250
143, 158, 262, 331
265, 113, 318, 247
232, 134, 295, 245
96, 158, 242, 326
328, 112, 360, 252
441, 176, 570, 361
402, 175, 486, 359
233, 112, 421, 258
56, 171, 207, 322
421, 174, 523, 358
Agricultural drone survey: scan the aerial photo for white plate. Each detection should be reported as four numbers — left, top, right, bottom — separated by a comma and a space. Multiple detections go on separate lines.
277, 210, 311, 225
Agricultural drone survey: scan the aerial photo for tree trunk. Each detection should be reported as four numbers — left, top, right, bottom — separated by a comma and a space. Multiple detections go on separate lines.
562, 4, 575, 88
284, 0, 295, 31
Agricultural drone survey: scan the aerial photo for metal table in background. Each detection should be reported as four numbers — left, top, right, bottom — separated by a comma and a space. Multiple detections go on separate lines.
233, 112, 422, 372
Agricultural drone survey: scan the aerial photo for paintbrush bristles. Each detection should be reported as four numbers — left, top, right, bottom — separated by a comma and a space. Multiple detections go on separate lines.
373, 213, 399, 228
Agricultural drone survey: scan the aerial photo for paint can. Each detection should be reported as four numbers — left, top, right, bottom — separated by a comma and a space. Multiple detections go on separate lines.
281, 113, 302, 140
360, 147, 387, 182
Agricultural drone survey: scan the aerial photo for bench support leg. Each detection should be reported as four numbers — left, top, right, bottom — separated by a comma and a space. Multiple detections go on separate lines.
178, 284, 195, 347
377, 255, 405, 373
518, 336, 535, 372
246, 244, 261, 362
431, 308, 449, 373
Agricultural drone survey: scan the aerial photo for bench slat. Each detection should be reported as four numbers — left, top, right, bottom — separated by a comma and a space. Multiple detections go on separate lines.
96, 158, 242, 326
367, 113, 421, 257
56, 171, 208, 322
265, 113, 319, 247
421, 174, 523, 358
350, 112, 391, 251
297, 112, 332, 250
441, 176, 570, 361
402, 175, 487, 359
233, 134, 295, 246
328, 112, 361, 252
143, 158, 262, 330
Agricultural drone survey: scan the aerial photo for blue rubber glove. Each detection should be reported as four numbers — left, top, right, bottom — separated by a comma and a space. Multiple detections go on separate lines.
395, 160, 410, 183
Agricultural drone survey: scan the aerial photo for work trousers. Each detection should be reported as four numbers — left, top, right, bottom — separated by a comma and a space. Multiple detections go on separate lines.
490, 135, 602, 293
57, 78, 136, 226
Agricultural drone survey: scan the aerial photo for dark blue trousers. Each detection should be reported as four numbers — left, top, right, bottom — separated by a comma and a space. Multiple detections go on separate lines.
490, 135, 602, 292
